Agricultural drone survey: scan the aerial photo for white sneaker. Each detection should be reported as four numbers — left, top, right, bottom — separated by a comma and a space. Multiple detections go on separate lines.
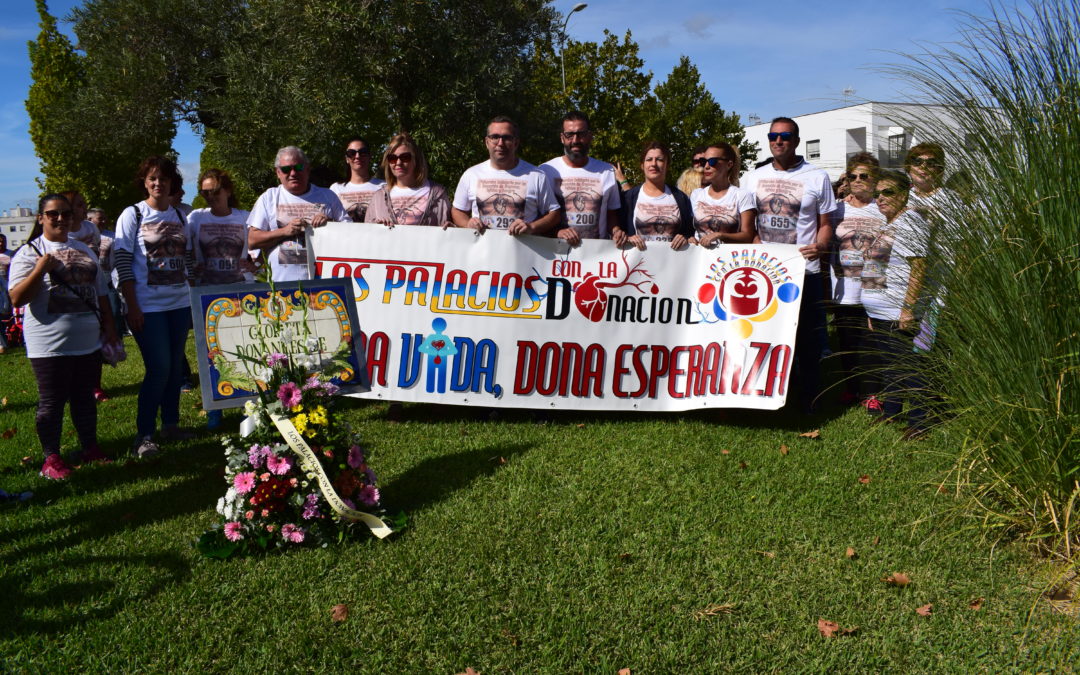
132, 436, 160, 459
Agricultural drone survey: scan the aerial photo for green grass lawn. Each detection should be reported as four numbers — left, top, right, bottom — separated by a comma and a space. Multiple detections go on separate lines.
1, 338, 1077, 672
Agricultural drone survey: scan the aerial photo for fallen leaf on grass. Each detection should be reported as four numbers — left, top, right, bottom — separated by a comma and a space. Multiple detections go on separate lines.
845, 547, 857, 560
858, 474, 871, 484
1, 428, 16, 440
0, 397, 7, 407
456, 669, 480, 675
576, 423, 585, 429
780, 444, 789, 456
490, 456, 507, 466
198, 410, 208, 417
618, 669, 632, 675
817, 619, 858, 637
720, 449, 730, 455
916, 603, 933, 616
882, 572, 912, 587
969, 597, 984, 611
693, 603, 736, 620
331, 604, 349, 622
755, 550, 776, 559
738, 461, 748, 470
500, 628, 520, 646
618, 553, 632, 562
799, 429, 821, 439
21, 456, 33, 465
872, 535, 881, 546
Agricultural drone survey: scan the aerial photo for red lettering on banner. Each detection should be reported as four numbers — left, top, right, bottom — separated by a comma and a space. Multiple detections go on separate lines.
668, 346, 686, 399
763, 344, 791, 397
383, 265, 406, 303
359, 331, 391, 387
741, 342, 771, 395
648, 345, 670, 399
404, 266, 430, 306
514, 340, 605, 397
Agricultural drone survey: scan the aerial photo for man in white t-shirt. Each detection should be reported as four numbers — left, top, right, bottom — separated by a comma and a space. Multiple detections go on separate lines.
742, 117, 838, 412
451, 115, 561, 236
248, 146, 348, 282
539, 111, 625, 247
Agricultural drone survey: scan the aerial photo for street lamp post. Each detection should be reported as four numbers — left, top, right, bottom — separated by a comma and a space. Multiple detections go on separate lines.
560, 3, 588, 97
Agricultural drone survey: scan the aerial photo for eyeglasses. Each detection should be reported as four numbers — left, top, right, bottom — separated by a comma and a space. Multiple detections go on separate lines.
277, 163, 305, 174
42, 209, 73, 219
846, 172, 872, 181
199, 188, 222, 199
704, 157, 731, 167
345, 148, 370, 158
691, 157, 706, 167
386, 152, 413, 164
561, 131, 589, 140
767, 131, 795, 142
873, 188, 901, 198
486, 134, 516, 143
909, 156, 942, 168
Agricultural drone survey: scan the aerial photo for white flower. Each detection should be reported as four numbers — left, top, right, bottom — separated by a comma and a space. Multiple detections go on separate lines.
244, 400, 257, 416
215, 497, 226, 516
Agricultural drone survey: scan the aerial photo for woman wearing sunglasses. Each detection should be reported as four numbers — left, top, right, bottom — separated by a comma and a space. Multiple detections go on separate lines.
188, 168, 251, 430
828, 153, 887, 406
861, 170, 932, 440
8, 194, 118, 478
365, 133, 452, 228
619, 141, 694, 250
114, 156, 197, 459
330, 137, 384, 223
689, 143, 757, 247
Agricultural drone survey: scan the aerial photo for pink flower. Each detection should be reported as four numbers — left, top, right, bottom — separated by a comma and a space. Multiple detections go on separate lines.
245, 510, 254, 520
267, 352, 289, 368
266, 454, 293, 475
347, 445, 365, 469
266, 524, 276, 532
358, 484, 380, 506
277, 382, 302, 408
233, 471, 256, 495
224, 521, 244, 542
281, 523, 305, 543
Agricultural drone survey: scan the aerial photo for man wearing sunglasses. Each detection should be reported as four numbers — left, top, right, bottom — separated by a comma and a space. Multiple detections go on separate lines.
451, 115, 561, 236
248, 145, 348, 282
539, 111, 625, 247
742, 117, 838, 413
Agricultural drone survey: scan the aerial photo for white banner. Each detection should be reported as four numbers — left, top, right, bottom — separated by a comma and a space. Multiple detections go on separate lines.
312, 223, 805, 411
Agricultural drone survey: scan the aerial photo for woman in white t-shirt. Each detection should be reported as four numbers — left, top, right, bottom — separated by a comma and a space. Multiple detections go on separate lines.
329, 137, 385, 223
862, 170, 932, 440
114, 156, 196, 458
8, 194, 117, 479
190, 168, 251, 430
619, 141, 694, 250
365, 133, 452, 228
689, 142, 757, 247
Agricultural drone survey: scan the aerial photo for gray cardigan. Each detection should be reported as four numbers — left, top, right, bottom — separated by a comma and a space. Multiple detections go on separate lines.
364, 181, 452, 227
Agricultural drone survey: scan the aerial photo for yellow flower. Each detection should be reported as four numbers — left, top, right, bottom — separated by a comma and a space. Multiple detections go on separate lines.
291, 404, 304, 414
304, 427, 317, 438
309, 405, 328, 426
293, 413, 309, 434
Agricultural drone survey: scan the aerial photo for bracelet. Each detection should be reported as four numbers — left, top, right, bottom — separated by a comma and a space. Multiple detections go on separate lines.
618, 179, 629, 187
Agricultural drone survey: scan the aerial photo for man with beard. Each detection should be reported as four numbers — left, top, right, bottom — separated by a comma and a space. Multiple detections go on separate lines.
451, 115, 561, 236
539, 111, 626, 247
742, 117, 837, 413
248, 146, 348, 281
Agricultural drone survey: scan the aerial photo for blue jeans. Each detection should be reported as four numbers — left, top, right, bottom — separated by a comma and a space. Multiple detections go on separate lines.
132, 306, 190, 438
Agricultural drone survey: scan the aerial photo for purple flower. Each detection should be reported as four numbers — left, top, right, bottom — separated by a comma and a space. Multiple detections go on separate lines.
233, 471, 256, 495
266, 352, 289, 368
302, 505, 320, 520
341, 497, 356, 510
347, 445, 365, 469
281, 523, 305, 543
321, 382, 340, 397
247, 444, 270, 468
224, 521, 244, 542
277, 382, 302, 408
266, 454, 293, 475
304, 493, 320, 506
302, 375, 321, 391
364, 467, 378, 485
358, 484, 380, 507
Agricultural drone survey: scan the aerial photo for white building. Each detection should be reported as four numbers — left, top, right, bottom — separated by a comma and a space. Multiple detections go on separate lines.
743, 102, 964, 181
0, 207, 35, 249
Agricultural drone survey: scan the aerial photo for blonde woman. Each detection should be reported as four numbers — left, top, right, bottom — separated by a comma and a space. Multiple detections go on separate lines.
688, 143, 757, 247
366, 133, 452, 228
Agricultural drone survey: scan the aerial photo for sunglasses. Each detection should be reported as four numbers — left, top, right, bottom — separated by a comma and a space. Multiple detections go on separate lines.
846, 172, 873, 181
874, 188, 902, 198
42, 209, 73, 219
386, 152, 413, 164
691, 157, 706, 167
561, 131, 589, 140
486, 133, 516, 143
277, 163, 305, 174
199, 188, 223, 199
703, 157, 732, 167
345, 148, 370, 158
909, 156, 942, 168
767, 131, 795, 142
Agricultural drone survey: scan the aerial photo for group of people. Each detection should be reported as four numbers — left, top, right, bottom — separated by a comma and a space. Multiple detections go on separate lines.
1, 111, 948, 480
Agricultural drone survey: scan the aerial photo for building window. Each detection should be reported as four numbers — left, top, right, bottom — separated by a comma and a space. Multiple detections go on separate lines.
886, 133, 907, 167
8, 226, 15, 233
806, 140, 821, 160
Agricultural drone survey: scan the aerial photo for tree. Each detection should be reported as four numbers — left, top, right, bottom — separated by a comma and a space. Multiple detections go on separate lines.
647, 56, 757, 174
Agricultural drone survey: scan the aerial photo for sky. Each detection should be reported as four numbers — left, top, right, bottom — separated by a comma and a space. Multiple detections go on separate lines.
0, 0, 990, 213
